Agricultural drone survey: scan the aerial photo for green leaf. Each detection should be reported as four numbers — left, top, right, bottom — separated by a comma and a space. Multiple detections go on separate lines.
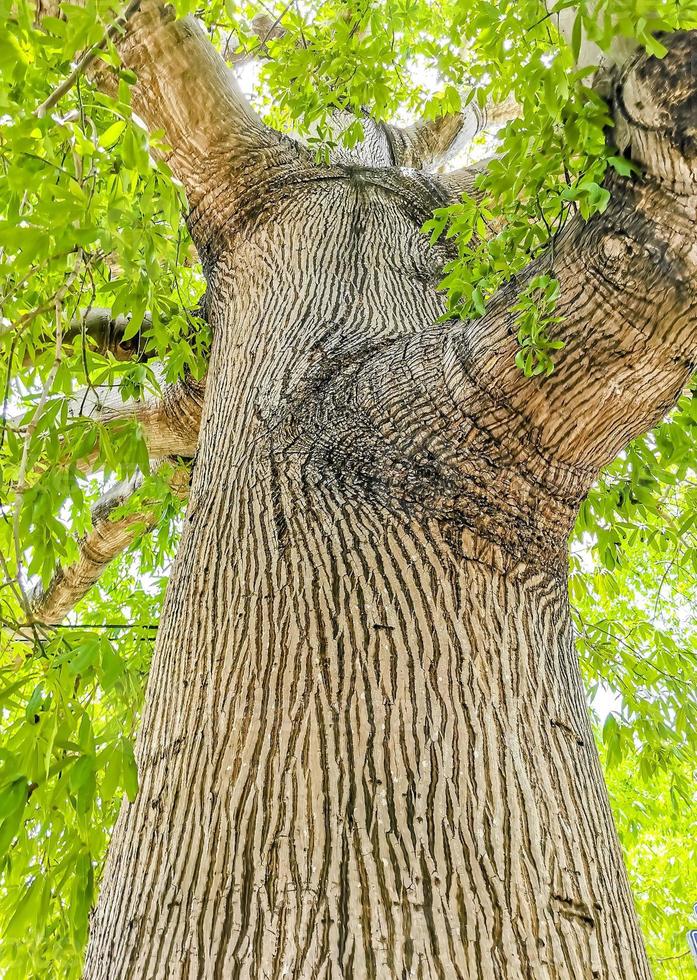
99, 120, 127, 149
571, 10, 583, 62
607, 154, 639, 177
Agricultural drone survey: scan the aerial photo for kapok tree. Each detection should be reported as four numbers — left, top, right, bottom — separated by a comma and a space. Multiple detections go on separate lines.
1, 1, 696, 977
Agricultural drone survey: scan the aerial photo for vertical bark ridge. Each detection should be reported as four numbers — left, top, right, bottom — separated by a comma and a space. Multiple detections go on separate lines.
83, 172, 650, 979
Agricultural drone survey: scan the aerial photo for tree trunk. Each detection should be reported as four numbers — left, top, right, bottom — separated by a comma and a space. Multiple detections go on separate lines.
83, 173, 651, 978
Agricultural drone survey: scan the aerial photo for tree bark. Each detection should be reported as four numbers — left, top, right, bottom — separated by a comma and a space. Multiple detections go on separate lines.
77, 13, 697, 978
83, 166, 652, 978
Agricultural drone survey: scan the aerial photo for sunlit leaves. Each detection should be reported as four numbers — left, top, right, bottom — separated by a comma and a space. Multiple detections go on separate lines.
570, 395, 697, 975
0, 623, 156, 978
511, 273, 564, 376
223, 0, 460, 152
605, 756, 695, 978
0, 466, 182, 977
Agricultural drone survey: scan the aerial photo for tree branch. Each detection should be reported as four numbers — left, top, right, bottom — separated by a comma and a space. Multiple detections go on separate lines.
101, 4, 263, 202
385, 95, 517, 171
286, 32, 697, 565
480, 30, 697, 476
22, 307, 157, 365
223, 12, 287, 65
30, 464, 189, 625
38, 1, 305, 240
73, 373, 205, 460
222, 11, 516, 172
0, 379, 202, 476
428, 33, 697, 497
35, 0, 143, 118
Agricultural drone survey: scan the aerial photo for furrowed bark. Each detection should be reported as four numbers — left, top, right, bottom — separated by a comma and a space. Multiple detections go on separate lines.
82, 27, 696, 980
319, 35, 697, 543
83, 153, 650, 972
385, 112, 482, 170
282, 102, 505, 171
30, 465, 188, 625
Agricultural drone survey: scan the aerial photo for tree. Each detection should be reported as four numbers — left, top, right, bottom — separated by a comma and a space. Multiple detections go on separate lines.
0, 1, 696, 977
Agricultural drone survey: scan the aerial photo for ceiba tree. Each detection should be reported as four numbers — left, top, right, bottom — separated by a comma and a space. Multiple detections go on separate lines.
2, 1, 697, 977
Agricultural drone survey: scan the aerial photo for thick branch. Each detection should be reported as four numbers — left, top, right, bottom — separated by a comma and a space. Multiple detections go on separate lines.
37, 1, 305, 236
492, 31, 697, 473
10, 363, 203, 474
434, 32, 697, 489
290, 32, 697, 565
73, 374, 205, 459
385, 96, 517, 171
99, 4, 274, 208
454, 181, 697, 480
30, 465, 189, 625
23, 307, 156, 365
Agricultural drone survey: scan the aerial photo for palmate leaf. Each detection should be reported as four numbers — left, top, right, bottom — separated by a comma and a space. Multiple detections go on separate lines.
0, 0, 696, 977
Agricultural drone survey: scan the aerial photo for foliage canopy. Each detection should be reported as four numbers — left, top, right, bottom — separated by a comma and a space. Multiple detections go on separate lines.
0, 0, 695, 976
